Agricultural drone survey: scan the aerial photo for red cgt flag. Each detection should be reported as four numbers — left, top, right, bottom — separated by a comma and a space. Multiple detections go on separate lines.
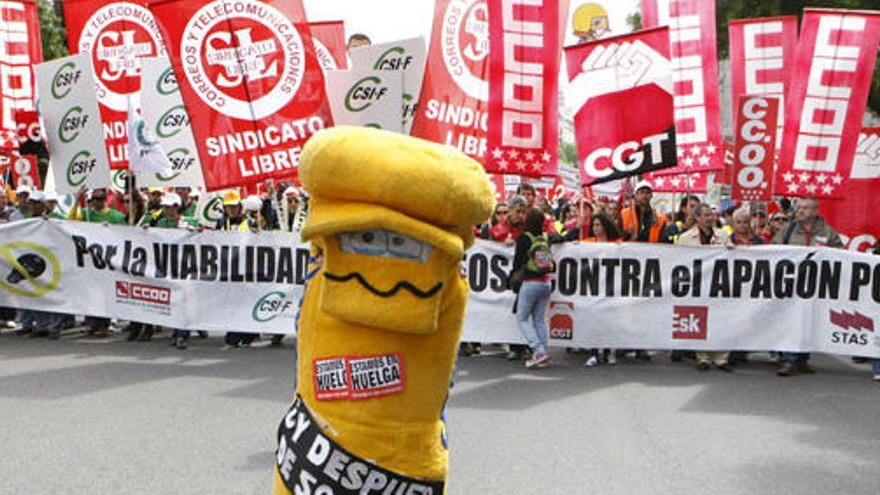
641, 0, 723, 175
775, 9, 880, 199
411, 0, 490, 162
485, 0, 560, 178
0, 1, 42, 151
148, 0, 332, 191
63, 0, 168, 170
565, 27, 677, 186
310, 21, 348, 71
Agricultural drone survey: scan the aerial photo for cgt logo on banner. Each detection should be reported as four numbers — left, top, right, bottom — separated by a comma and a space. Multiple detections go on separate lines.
565, 27, 678, 186
412, 0, 490, 160
775, 9, 880, 199
252, 290, 293, 322
148, 0, 333, 190
36, 54, 112, 193
63, 0, 169, 170
0, 242, 61, 299
548, 301, 574, 340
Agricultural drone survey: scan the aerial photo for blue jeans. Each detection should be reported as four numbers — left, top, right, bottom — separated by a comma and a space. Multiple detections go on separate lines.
516, 280, 551, 355
783, 352, 810, 367
873, 359, 880, 375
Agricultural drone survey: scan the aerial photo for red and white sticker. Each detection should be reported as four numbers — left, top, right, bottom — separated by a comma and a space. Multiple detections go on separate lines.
312, 353, 404, 401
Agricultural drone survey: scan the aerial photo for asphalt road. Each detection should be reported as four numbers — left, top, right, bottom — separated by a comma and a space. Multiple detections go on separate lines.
1, 329, 878, 495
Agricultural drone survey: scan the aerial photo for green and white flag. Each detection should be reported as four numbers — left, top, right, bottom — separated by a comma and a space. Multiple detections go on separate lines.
127, 97, 173, 176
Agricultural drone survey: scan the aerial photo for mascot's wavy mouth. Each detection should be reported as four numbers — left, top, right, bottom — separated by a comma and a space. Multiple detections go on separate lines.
324, 271, 443, 299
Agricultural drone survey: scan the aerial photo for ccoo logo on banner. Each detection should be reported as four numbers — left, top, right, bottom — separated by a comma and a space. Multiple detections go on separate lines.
148, 0, 333, 191
565, 27, 678, 186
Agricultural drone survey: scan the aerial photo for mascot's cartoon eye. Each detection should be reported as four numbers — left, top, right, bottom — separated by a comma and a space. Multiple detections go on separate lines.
339, 230, 433, 262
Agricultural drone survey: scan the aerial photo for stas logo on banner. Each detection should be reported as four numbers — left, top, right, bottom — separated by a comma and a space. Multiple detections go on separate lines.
62, 0, 169, 170
829, 310, 874, 347
732, 95, 779, 202
0, 1, 43, 151
775, 9, 880, 199
485, 0, 560, 178
820, 128, 880, 252
412, 0, 490, 161
148, 0, 333, 191
309, 21, 348, 72
641, 0, 723, 175
565, 27, 677, 186
728, 17, 797, 146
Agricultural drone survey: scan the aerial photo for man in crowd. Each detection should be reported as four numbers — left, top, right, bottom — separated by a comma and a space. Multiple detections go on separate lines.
0, 189, 15, 222
347, 33, 371, 52
69, 187, 127, 337
215, 191, 258, 348
752, 209, 772, 243
490, 195, 527, 243
773, 197, 843, 377
679, 203, 732, 372
619, 181, 669, 361
8, 185, 30, 221
145, 187, 164, 214
731, 208, 764, 246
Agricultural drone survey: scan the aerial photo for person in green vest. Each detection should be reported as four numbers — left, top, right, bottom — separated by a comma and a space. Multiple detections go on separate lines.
68, 186, 127, 225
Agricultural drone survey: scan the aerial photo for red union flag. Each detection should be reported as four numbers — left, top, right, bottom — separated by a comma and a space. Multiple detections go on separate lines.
0, 1, 42, 151
486, 0, 559, 178
645, 170, 709, 193
732, 95, 779, 202
776, 9, 880, 199
63, 0, 168, 169
641, 0, 723, 175
310, 21, 347, 72
821, 128, 880, 251
148, 0, 332, 191
412, 0, 489, 161
9, 152, 39, 189
729, 16, 797, 146
565, 27, 677, 186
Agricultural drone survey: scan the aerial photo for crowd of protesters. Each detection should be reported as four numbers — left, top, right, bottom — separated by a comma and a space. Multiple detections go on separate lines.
471, 181, 880, 382
0, 177, 308, 350
1, 177, 879, 382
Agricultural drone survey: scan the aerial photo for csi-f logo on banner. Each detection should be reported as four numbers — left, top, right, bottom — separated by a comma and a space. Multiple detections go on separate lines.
67, 150, 98, 187
252, 290, 293, 322
157, 148, 196, 181
78, 2, 167, 111
345, 76, 388, 112
374, 46, 413, 71
156, 66, 178, 95
0, 242, 61, 299
155, 104, 189, 138
51, 62, 82, 100
58, 106, 89, 143
181, 0, 306, 120
442, 0, 489, 101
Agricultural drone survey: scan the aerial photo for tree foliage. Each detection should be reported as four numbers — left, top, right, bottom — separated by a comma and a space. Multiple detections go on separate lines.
38, 0, 68, 61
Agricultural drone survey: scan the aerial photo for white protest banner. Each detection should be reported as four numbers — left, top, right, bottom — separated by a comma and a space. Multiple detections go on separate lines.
326, 69, 403, 132
0, 219, 307, 334
349, 37, 427, 134
138, 57, 205, 188
3, 221, 880, 358
35, 53, 112, 194
461, 240, 880, 357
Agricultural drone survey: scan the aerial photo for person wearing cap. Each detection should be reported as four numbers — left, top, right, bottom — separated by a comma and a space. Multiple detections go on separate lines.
68, 186, 127, 225
214, 190, 247, 231
619, 180, 669, 362
42, 192, 65, 219
8, 185, 31, 221
238, 195, 265, 232
271, 127, 494, 494
145, 187, 164, 213
174, 186, 197, 218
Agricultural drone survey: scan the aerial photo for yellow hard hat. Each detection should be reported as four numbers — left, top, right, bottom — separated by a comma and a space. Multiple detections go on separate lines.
572, 3, 608, 33
222, 190, 242, 206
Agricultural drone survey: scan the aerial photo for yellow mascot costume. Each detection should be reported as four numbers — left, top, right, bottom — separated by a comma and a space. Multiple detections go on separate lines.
273, 126, 495, 494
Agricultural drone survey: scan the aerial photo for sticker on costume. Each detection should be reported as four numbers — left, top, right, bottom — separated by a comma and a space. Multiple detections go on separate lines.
313, 357, 350, 401
349, 354, 404, 400
312, 353, 404, 401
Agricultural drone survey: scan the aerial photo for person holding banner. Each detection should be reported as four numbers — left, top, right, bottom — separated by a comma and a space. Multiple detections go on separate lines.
731, 208, 764, 246
774, 198, 843, 377
582, 212, 623, 367
679, 203, 733, 372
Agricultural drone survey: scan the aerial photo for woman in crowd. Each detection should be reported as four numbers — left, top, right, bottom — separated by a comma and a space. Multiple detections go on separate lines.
511, 208, 558, 368
581, 213, 623, 367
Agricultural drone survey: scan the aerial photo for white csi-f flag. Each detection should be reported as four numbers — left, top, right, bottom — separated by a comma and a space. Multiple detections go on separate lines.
126, 98, 173, 177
